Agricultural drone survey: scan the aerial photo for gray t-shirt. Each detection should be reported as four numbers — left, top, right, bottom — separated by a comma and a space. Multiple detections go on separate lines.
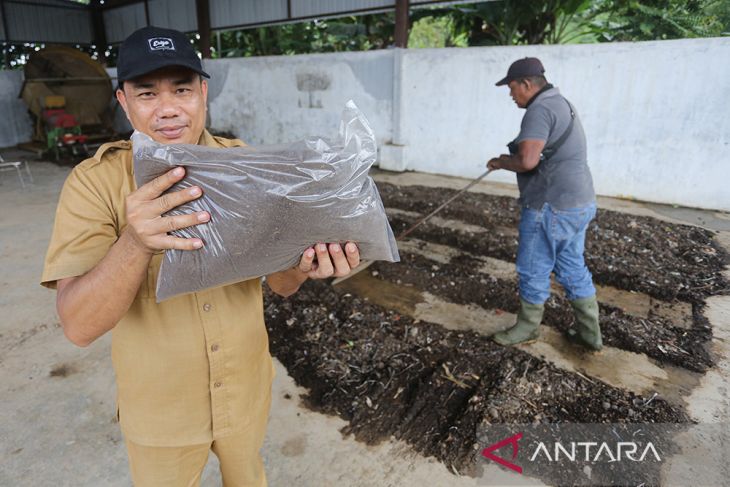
514, 86, 595, 210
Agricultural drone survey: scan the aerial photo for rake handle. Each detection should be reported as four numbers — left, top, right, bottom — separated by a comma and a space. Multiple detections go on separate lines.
332, 168, 493, 286
395, 168, 493, 241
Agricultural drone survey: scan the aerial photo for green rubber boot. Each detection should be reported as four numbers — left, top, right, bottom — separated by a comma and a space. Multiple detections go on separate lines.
492, 299, 544, 346
567, 295, 603, 351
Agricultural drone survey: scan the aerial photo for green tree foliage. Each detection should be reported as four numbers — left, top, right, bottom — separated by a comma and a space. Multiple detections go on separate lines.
442, 0, 601, 45
3, 0, 728, 69
434, 0, 728, 46
212, 15, 396, 58
708, 0, 730, 33
589, 0, 729, 41
409, 16, 469, 48
208, 0, 727, 58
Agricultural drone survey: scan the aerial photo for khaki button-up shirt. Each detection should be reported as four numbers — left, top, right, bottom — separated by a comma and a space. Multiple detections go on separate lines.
41, 130, 275, 446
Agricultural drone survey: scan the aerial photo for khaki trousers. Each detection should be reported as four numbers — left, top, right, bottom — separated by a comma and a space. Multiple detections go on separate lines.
125, 403, 269, 487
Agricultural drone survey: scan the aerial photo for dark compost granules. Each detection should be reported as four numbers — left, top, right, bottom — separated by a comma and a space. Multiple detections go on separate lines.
133, 101, 399, 301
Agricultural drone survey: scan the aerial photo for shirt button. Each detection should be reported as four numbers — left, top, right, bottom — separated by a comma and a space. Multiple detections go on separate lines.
211, 344, 219, 352
214, 381, 222, 388
203, 303, 211, 312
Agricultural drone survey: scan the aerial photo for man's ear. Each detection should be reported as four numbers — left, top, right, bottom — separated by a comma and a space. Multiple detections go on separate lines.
116, 88, 131, 121
201, 79, 208, 105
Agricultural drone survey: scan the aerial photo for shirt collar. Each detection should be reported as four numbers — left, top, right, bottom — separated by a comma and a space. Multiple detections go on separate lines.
525, 83, 555, 108
196, 129, 221, 148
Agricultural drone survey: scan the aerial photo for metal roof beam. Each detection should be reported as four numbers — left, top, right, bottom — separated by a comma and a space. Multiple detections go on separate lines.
100, 0, 141, 8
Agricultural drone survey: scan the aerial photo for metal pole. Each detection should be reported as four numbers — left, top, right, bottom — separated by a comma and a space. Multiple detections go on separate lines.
394, 0, 409, 48
195, 0, 212, 59
90, 0, 108, 65
1, 0, 11, 68
143, 0, 150, 26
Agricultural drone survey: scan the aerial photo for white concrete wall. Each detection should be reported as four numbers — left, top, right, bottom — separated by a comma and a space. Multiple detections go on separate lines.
0, 70, 33, 149
395, 38, 730, 211
205, 38, 730, 211
2, 38, 728, 210
204, 50, 393, 146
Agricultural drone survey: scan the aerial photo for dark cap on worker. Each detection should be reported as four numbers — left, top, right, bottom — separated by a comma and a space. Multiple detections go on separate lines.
495, 57, 545, 86
116, 26, 209, 84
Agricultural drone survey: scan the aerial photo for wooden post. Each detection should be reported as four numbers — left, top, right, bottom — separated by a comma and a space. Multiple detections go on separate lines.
394, 0, 409, 48
195, 0, 212, 59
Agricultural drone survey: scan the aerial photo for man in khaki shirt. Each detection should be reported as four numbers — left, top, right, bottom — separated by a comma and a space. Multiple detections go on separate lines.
41, 26, 361, 486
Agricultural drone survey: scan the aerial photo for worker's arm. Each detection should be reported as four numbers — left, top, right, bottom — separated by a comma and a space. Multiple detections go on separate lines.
56, 167, 208, 347
487, 139, 545, 173
266, 242, 360, 298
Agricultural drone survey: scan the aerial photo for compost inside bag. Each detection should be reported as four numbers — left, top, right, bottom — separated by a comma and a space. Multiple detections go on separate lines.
132, 100, 399, 302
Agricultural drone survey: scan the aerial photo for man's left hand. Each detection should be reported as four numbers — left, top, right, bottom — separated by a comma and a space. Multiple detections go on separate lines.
266, 241, 360, 297
298, 242, 360, 279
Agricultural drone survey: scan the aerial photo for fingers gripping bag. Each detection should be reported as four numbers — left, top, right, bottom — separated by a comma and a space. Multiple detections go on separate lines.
132, 101, 400, 302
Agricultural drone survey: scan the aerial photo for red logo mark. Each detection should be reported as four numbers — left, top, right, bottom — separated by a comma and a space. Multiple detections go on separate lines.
481, 432, 523, 474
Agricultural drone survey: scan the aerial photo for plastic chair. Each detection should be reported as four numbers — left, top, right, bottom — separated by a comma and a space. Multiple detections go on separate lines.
0, 154, 34, 189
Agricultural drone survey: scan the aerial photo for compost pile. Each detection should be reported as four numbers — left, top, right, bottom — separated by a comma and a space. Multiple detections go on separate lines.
264, 182, 728, 484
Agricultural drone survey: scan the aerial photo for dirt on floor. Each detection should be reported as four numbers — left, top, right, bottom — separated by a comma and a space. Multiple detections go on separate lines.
377, 183, 729, 304
3, 159, 729, 486
263, 182, 729, 486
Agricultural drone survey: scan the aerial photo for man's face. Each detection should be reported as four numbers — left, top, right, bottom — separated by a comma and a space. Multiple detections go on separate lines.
507, 79, 531, 108
116, 66, 208, 145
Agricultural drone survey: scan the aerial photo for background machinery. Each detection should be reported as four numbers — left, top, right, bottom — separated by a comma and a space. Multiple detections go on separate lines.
19, 46, 114, 163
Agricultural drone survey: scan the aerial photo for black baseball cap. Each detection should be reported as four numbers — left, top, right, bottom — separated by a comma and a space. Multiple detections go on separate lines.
495, 57, 545, 86
116, 26, 210, 85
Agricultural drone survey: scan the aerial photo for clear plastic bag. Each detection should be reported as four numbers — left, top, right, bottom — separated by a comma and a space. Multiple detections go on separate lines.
132, 101, 399, 302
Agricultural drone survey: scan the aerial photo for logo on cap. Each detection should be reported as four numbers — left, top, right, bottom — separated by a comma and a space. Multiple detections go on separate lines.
148, 37, 175, 51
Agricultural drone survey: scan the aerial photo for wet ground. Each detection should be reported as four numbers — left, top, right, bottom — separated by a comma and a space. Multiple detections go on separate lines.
3, 159, 519, 487
263, 173, 730, 485
3, 159, 729, 486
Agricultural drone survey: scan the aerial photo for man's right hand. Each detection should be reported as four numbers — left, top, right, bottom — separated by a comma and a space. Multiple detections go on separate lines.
125, 167, 209, 253
487, 154, 510, 171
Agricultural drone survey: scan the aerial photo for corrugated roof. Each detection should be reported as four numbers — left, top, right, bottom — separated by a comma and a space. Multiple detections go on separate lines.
1, 0, 486, 45
1, 0, 91, 44
210, 0, 287, 31
148, 0, 197, 33
290, 0, 394, 20
103, 2, 145, 44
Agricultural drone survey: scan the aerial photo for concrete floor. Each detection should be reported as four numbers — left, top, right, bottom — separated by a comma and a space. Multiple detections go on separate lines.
1, 158, 728, 486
